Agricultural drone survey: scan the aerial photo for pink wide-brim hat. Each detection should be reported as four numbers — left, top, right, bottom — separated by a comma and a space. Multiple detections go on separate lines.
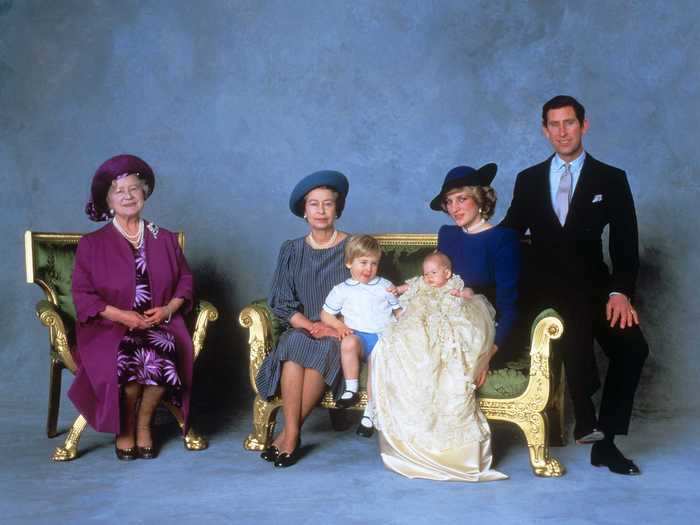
85, 154, 156, 221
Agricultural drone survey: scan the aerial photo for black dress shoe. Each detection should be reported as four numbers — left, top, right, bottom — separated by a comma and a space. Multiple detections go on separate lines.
274, 447, 300, 468
576, 429, 605, 444
335, 391, 359, 409
356, 416, 374, 438
273, 439, 301, 468
115, 444, 138, 461
136, 445, 157, 460
260, 445, 280, 462
591, 440, 641, 475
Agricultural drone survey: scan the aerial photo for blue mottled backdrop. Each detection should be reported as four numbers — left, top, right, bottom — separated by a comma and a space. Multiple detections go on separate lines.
1, 0, 698, 418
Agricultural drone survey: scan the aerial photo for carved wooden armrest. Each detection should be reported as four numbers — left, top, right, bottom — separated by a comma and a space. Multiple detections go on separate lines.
36, 300, 77, 373
191, 300, 219, 361
239, 304, 274, 395
479, 308, 565, 476
481, 309, 563, 407
520, 308, 563, 410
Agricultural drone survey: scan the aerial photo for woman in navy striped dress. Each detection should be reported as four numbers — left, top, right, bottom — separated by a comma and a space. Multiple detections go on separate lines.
255, 171, 351, 467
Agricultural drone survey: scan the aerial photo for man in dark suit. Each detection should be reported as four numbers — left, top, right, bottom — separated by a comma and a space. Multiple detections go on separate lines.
502, 95, 649, 475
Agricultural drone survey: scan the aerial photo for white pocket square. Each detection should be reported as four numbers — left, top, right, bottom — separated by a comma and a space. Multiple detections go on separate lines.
592, 194, 603, 203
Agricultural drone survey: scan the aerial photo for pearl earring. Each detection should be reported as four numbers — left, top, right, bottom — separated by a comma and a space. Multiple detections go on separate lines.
109, 208, 115, 216
303, 214, 307, 219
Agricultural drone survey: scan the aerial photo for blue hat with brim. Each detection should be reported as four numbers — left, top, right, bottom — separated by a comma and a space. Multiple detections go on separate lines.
429, 163, 497, 211
289, 170, 350, 218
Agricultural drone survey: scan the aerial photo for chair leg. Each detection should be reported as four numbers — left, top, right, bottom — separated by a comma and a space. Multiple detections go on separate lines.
163, 402, 209, 451
52, 415, 87, 461
47, 357, 63, 438
244, 395, 281, 451
516, 412, 565, 477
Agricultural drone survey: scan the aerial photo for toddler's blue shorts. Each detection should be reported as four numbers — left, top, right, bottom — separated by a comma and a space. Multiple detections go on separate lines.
354, 330, 379, 360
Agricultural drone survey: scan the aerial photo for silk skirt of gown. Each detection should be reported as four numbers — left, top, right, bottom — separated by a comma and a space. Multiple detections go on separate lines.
371, 275, 507, 482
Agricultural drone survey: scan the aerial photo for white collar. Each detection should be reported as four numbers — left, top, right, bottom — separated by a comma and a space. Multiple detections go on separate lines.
552, 150, 586, 172
345, 276, 381, 286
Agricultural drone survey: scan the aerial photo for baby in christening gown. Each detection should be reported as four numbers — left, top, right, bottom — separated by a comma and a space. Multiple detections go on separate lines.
370, 252, 507, 481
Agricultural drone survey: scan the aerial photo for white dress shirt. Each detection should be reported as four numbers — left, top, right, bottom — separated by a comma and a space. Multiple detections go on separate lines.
549, 150, 586, 212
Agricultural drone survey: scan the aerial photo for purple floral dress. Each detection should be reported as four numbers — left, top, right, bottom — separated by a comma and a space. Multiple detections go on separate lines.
117, 242, 182, 405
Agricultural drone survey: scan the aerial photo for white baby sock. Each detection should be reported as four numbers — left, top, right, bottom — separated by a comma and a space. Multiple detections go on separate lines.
361, 400, 375, 426
341, 379, 359, 399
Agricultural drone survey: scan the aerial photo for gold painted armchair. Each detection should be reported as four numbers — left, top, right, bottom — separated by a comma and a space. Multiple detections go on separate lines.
24, 230, 219, 461
239, 234, 567, 477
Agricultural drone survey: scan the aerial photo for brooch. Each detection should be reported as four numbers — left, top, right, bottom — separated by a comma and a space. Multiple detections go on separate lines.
147, 222, 160, 239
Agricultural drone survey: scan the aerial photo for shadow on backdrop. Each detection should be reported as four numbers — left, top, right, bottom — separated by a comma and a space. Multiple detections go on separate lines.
190, 260, 252, 437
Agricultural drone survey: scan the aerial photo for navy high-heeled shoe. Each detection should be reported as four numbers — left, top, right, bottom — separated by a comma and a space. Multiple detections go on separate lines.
115, 444, 138, 461
273, 438, 302, 468
260, 445, 280, 462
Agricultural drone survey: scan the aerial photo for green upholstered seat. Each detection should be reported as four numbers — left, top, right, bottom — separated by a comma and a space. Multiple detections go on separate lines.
32, 239, 79, 341
34, 242, 78, 320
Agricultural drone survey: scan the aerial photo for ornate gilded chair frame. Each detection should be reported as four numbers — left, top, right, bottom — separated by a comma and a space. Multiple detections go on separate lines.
25, 230, 219, 461
239, 234, 566, 477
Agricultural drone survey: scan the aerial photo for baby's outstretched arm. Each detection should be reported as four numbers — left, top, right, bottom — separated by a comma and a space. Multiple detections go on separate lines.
387, 283, 409, 296
450, 287, 474, 299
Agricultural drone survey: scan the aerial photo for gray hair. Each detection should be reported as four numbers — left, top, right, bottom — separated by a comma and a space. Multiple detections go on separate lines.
109, 174, 151, 198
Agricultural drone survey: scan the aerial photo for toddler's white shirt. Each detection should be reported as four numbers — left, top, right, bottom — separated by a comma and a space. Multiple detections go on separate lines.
323, 276, 401, 333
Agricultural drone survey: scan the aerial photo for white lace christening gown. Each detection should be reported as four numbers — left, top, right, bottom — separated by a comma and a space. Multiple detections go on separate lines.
370, 274, 507, 481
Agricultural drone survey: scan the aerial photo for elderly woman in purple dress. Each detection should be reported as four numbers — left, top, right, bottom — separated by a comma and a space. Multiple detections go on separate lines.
69, 154, 195, 460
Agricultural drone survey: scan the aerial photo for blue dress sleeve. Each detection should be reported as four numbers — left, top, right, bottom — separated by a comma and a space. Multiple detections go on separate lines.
493, 228, 521, 348
437, 225, 448, 252
268, 240, 302, 323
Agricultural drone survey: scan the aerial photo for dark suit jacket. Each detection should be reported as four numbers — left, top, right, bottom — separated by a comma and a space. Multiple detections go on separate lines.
502, 153, 639, 301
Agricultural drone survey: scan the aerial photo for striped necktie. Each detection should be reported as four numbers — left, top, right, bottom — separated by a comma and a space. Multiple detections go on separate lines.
555, 163, 573, 225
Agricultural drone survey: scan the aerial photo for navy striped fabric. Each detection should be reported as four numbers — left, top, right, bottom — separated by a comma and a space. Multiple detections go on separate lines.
255, 237, 350, 399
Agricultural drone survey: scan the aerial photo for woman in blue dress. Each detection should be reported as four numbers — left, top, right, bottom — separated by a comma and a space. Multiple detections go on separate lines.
431, 164, 520, 386
255, 170, 351, 468
371, 164, 520, 481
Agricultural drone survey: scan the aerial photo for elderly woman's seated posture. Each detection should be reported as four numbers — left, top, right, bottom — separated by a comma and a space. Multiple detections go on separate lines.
255, 170, 351, 467
70, 154, 196, 460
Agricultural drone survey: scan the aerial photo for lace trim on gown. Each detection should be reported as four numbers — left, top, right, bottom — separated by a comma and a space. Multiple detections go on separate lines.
373, 274, 496, 451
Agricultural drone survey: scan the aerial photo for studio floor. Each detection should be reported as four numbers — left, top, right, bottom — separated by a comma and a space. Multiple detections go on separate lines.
1, 398, 697, 525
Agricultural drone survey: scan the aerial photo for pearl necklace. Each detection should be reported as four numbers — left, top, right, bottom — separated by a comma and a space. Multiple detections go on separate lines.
462, 218, 486, 234
113, 217, 144, 248
306, 229, 338, 249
